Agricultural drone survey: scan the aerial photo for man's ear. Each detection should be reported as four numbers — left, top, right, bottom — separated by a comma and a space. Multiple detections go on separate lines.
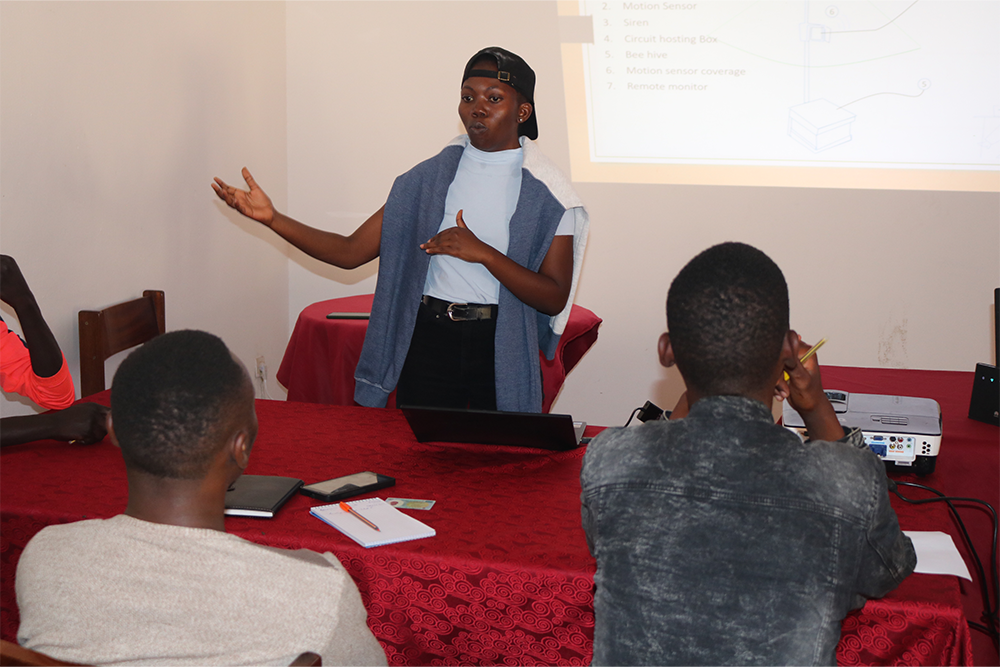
229, 430, 251, 471
659, 332, 676, 368
107, 414, 120, 449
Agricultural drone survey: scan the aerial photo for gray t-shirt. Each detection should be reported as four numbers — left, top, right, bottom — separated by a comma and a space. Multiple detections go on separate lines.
16, 514, 387, 666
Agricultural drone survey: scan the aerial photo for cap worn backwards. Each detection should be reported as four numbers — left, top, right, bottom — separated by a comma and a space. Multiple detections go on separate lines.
462, 46, 538, 140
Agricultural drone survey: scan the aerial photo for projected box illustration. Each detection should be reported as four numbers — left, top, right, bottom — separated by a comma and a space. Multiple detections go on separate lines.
788, 99, 856, 153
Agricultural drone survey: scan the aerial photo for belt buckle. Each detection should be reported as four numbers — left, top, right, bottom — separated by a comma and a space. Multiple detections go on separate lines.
446, 303, 466, 322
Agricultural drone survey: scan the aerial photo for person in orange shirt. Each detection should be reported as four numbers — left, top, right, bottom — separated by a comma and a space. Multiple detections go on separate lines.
1, 255, 108, 447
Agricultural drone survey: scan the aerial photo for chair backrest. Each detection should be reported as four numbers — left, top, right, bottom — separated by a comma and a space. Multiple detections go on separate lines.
0, 640, 81, 666
78, 290, 165, 397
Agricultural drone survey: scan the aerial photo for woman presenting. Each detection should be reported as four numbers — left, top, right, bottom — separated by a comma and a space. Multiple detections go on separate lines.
213, 47, 589, 413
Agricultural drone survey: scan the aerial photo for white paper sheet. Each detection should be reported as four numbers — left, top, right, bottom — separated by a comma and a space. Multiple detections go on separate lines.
904, 531, 972, 581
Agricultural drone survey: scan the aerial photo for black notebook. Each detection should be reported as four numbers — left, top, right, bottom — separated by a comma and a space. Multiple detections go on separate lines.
224, 475, 303, 518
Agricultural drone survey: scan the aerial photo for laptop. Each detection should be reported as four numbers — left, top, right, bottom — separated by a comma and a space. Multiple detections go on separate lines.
400, 405, 587, 451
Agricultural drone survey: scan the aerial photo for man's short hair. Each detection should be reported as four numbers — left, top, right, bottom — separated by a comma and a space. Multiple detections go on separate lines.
111, 329, 247, 479
667, 242, 789, 395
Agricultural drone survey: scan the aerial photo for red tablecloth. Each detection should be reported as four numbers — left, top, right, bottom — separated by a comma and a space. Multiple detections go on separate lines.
822, 366, 997, 666
276, 295, 602, 413
1, 367, 984, 665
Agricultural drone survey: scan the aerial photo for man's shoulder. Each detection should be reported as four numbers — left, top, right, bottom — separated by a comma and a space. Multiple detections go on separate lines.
581, 423, 671, 484
22, 516, 341, 573
587, 423, 660, 450
186, 527, 344, 579
582, 418, 884, 503
18, 517, 120, 581
23, 517, 109, 551
796, 428, 883, 475
793, 432, 888, 501
241, 540, 342, 572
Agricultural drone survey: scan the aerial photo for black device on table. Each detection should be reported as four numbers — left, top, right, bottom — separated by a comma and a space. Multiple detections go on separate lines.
300, 471, 395, 502
400, 405, 586, 451
967, 287, 999, 426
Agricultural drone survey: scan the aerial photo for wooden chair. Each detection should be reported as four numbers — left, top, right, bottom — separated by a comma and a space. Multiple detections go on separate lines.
78, 290, 165, 397
0, 641, 320, 666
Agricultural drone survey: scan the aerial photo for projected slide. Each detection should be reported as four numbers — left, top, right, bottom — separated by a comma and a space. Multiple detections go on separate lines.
562, 1, 999, 190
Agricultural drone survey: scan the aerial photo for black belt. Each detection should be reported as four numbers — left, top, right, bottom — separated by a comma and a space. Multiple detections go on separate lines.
421, 295, 497, 321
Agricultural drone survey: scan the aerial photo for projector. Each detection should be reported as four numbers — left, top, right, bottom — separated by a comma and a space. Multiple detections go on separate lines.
782, 390, 942, 476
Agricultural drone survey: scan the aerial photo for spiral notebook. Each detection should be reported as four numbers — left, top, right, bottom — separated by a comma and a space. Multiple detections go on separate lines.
310, 497, 436, 548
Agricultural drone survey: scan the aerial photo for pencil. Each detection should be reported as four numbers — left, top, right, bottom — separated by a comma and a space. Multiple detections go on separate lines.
784, 338, 828, 381
339, 501, 380, 532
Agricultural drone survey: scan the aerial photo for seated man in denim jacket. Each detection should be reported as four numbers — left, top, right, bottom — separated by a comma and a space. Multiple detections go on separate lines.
580, 242, 915, 666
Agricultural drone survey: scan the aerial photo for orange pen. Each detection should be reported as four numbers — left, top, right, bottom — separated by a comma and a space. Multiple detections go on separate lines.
339, 502, 380, 532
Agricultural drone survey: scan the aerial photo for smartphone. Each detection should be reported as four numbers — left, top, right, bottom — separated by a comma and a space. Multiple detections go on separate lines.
299, 471, 395, 502
326, 312, 370, 320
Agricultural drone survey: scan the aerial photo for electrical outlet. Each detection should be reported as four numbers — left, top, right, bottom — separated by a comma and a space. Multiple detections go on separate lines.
255, 356, 266, 380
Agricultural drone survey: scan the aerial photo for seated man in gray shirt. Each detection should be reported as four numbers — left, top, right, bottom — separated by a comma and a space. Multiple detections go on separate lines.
16, 330, 387, 666
580, 242, 916, 666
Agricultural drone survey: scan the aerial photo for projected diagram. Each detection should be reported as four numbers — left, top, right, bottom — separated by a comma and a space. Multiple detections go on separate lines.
786, 1, 927, 153
573, 0, 1000, 173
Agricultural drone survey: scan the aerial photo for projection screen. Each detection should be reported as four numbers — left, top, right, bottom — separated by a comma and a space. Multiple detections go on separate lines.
559, 0, 1000, 191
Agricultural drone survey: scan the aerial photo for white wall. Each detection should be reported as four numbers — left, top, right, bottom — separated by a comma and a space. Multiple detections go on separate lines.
3, 2, 996, 428
283, 1, 570, 315
1, 1, 290, 417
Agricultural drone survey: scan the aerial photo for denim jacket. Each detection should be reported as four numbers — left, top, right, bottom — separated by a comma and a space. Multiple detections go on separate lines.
580, 395, 916, 666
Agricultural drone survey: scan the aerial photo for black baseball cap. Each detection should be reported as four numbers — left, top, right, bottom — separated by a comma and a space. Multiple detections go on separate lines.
462, 47, 538, 140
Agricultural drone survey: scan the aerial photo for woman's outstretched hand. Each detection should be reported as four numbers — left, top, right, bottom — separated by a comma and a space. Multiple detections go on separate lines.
212, 167, 276, 226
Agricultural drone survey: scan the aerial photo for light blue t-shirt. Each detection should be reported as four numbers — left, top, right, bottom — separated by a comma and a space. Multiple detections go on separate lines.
423, 143, 573, 304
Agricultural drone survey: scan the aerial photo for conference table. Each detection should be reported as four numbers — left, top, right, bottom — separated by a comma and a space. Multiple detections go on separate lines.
1, 366, 990, 666
276, 295, 603, 412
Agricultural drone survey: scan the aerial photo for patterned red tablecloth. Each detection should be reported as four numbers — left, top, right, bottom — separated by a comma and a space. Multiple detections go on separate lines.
822, 366, 995, 666
1, 368, 982, 665
275, 295, 602, 413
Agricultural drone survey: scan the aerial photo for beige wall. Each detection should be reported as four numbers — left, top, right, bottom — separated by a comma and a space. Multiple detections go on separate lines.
3, 2, 997, 427
1, 1, 290, 417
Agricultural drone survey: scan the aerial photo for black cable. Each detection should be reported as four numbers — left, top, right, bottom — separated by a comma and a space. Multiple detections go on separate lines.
622, 407, 642, 428
895, 481, 999, 639
896, 481, 999, 628
625, 401, 671, 427
891, 480, 999, 650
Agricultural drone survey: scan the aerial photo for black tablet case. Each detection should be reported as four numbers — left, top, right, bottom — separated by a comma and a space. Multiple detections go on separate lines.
224, 475, 304, 517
